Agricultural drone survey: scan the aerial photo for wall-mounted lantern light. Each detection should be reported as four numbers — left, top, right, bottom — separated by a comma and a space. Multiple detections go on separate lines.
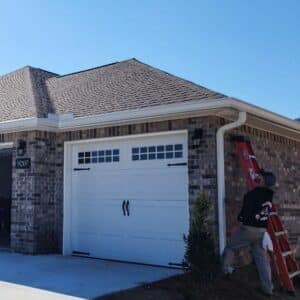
192, 128, 203, 140
17, 140, 27, 156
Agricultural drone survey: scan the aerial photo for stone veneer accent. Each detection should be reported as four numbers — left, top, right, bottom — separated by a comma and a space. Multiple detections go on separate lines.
1, 116, 299, 259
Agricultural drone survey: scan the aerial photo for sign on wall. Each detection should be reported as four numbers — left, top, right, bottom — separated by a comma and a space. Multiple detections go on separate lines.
16, 158, 31, 169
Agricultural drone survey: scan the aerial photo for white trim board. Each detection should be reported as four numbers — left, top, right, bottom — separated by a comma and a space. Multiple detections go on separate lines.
0, 98, 299, 138
0, 142, 13, 149
64, 129, 188, 146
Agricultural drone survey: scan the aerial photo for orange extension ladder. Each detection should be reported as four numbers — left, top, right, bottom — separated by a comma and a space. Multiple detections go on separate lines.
232, 135, 300, 295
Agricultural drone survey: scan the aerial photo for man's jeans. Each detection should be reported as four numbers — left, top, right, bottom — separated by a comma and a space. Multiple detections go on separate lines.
223, 225, 273, 294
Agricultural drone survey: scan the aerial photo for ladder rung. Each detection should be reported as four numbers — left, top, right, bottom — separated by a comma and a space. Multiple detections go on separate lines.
274, 230, 287, 237
282, 250, 293, 257
246, 155, 256, 160
289, 270, 300, 279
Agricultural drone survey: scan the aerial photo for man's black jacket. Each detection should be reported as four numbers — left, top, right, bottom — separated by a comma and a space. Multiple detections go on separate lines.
238, 186, 274, 228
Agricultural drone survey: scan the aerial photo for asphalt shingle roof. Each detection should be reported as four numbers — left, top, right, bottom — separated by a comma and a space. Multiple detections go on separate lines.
0, 67, 36, 121
0, 59, 225, 121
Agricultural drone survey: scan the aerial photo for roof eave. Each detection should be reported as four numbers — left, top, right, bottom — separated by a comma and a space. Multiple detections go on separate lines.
0, 97, 298, 141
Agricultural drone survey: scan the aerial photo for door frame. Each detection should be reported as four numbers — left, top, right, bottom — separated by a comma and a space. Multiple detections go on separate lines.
0, 142, 13, 248
63, 130, 188, 255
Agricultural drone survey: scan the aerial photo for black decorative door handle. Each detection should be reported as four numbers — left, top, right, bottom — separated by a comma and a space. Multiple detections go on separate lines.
125, 200, 130, 216
122, 200, 126, 216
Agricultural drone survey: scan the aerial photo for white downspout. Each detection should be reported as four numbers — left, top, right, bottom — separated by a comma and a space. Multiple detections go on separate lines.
217, 111, 247, 255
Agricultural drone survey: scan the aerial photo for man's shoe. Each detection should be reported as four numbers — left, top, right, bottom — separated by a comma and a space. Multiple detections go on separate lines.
222, 267, 235, 280
256, 287, 273, 297
223, 267, 235, 275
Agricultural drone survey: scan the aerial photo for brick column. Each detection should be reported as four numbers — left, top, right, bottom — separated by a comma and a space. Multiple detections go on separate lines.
10, 131, 62, 253
11, 132, 37, 253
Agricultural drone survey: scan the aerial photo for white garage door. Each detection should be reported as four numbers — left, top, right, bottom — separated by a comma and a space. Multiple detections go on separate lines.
70, 131, 189, 266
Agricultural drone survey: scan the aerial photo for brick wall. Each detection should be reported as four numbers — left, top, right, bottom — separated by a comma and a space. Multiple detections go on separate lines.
0, 117, 219, 253
53, 117, 220, 252
224, 123, 300, 258
32, 131, 63, 253
1, 116, 299, 258
1, 131, 37, 253
1, 131, 63, 253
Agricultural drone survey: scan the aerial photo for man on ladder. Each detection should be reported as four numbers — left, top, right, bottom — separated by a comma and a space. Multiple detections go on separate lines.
223, 169, 276, 296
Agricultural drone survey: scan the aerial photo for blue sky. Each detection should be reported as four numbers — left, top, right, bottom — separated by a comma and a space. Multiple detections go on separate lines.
0, 1, 299, 119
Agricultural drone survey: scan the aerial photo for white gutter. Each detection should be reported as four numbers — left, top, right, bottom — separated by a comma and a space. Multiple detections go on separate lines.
0, 97, 299, 135
228, 98, 299, 133
216, 111, 247, 255
57, 98, 300, 133
0, 97, 229, 133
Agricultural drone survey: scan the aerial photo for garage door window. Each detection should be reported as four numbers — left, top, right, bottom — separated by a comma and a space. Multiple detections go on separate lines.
132, 144, 183, 161
78, 149, 120, 164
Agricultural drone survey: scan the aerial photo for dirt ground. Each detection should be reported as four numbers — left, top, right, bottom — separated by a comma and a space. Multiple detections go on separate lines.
95, 265, 300, 300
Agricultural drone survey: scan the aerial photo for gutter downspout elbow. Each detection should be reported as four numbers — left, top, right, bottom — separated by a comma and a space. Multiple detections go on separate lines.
216, 111, 247, 256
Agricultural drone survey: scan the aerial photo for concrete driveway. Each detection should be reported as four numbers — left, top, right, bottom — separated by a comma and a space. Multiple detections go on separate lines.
0, 251, 181, 299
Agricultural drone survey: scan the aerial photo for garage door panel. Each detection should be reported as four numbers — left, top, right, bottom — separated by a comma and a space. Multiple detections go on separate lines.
70, 132, 189, 266
121, 238, 185, 265
72, 200, 127, 235
114, 169, 188, 200
127, 201, 188, 239
77, 234, 186, 266
90, 236, 128, 261
73, 168, 188, 201
72, 232, 94, 254
73, 199, 187, 240
72, 173, 126, 200
95, 237, 185, 266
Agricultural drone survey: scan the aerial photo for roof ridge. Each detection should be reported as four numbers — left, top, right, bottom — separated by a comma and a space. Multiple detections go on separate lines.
58, 61, 124, 78
0, 65, 59, 79
28, 66, 59, 76
53, 58, 142, 79
0, 65, 33, 79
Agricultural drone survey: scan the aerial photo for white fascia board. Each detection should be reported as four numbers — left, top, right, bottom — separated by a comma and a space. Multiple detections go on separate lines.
0, 97, 299, 134
227, 98, 300, 133
0, 97, 229, 133
56, 98, 229, 131
56, 97, 300, 133
0, 117, 57, 133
